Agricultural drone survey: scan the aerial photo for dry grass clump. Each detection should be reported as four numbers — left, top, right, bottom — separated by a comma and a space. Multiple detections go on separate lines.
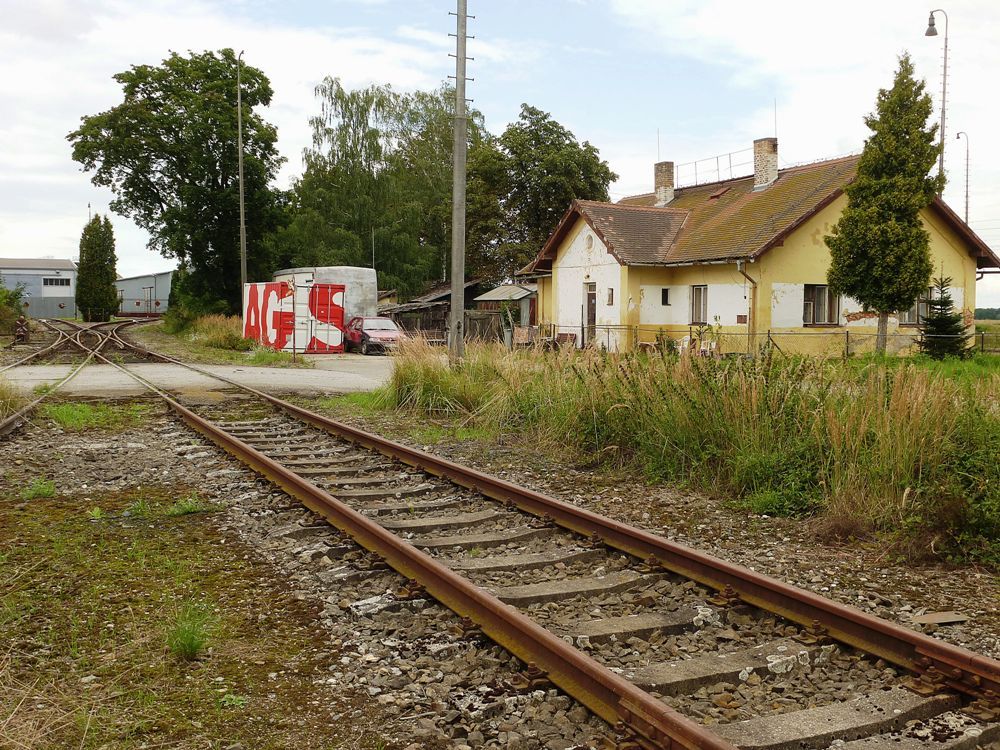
0, 376, 23, 420
188, 315, 254, 351
389, 340, 1000, 560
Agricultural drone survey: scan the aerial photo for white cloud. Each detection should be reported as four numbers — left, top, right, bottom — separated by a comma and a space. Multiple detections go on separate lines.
608, 0, 1000, 304
0, 0, 451, 276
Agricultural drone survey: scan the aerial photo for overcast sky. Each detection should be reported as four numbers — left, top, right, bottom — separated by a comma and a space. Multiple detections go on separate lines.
2, 0, 999, 304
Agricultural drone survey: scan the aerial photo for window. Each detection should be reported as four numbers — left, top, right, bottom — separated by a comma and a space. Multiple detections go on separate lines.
803, 284, 840, 325
607, 288, 614, 306
690, 285, 708, 324
899, 287, 933, 326
661, 288, 670, 306
43, 277, 70, 287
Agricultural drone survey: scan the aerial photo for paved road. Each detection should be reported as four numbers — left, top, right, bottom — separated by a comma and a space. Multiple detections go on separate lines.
3, 354, 393, 397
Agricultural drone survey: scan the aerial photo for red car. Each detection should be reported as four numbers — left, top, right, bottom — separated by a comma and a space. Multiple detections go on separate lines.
344, 317, 405, 355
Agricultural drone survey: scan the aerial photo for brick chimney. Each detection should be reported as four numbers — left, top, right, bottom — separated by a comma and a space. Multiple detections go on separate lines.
654, 161, 674, 206
753, 137, 778, 190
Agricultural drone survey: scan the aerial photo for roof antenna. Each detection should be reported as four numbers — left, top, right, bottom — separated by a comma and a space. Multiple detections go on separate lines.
773, 98, 778, 139
657, 128, 660, 162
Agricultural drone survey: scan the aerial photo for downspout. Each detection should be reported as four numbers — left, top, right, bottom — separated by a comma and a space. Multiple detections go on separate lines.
736, 259, 758, 351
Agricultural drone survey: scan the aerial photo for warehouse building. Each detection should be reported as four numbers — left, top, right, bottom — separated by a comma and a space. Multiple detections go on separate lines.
0, 257, 77, 317
115, 270, 173, 316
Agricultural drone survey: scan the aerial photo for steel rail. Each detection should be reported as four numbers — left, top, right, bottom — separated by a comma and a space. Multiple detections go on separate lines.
0, 327, 74, 372
76, 338, 733, 750
110, 338, 1000, 704
0, 321, 125, 437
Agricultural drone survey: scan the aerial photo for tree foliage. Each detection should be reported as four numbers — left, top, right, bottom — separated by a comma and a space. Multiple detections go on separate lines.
68, 49, 285, 313
268, 80, 492, 297
76, 214, 119, 322
826, 53, 942, 352
470, 105, 617, 281
918, 276, 970, 358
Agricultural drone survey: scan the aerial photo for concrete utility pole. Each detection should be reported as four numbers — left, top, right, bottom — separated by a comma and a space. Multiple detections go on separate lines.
448, 0, 471, 360
237, 50, 248, 293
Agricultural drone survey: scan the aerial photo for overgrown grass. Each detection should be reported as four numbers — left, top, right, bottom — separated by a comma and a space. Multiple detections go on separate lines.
187, 315, 255, 351
133, 318, 313, 368
389, 340, 1000, 562
40, 402, 153, 431
0, 376, 22, 420
166, 602, 213, 661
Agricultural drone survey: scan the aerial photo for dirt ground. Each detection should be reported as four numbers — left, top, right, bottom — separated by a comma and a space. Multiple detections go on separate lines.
0, 403, 397, 750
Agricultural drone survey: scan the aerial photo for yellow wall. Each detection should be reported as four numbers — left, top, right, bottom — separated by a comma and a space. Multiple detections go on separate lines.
534, 202, 978, 355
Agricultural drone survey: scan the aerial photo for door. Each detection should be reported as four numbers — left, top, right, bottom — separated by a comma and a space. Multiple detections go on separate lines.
584, 282, 597, 345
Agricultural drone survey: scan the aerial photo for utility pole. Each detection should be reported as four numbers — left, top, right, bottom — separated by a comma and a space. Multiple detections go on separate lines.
448, 0, 471, 360
237, 50, 248, 293
924, 10, 949, 191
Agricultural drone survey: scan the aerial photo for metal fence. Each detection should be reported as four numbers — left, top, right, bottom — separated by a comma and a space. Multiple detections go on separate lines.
503, 324, 1000, 357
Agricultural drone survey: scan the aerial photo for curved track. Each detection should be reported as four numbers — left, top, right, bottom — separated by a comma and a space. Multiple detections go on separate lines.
4, 328, 999, 750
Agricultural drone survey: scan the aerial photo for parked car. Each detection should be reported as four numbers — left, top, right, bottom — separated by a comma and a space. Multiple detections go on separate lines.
344, 316, 405, 355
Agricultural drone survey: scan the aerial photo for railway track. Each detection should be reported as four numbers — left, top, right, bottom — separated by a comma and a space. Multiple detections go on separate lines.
4, 326, 999, 749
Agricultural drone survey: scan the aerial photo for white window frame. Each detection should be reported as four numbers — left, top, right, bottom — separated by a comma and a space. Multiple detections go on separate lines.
803, 284, 840, 326
690, 285, 708, 325
899, 287, 933, 326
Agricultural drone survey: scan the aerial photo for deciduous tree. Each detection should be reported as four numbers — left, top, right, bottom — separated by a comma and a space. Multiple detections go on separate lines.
68, 49, 284, 313
76, 214, 118, 322
826, 53, 942, 353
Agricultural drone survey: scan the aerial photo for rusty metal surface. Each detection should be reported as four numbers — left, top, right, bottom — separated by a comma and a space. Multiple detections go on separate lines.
72, 344, 735, 750
110, 339, 1000, 701
0, 320, 129, 437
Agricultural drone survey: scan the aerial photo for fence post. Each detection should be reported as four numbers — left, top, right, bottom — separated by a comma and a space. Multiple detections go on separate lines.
981, 331, 986, 354
844, 330, 849, 359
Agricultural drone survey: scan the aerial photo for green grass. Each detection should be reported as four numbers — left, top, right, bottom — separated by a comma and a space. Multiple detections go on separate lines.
86, 507, 105, 521
40, 402, 153, 431
166, 495, 212, 516
21, 477, 56, 500
166, 602, 213, 661
388, 340, 1000, 564
131, 320, 313, 368
312, 391, 391, 415
247, 347, 297, 366
127, 497, 152, 518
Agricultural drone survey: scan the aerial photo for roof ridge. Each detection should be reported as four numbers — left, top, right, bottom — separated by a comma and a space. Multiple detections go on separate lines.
576, 199, 688, 214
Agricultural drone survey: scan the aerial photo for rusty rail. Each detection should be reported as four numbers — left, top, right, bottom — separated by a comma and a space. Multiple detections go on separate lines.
114, 337, 1000, 701
77, 338, 734, 750
0, 320, 129, 437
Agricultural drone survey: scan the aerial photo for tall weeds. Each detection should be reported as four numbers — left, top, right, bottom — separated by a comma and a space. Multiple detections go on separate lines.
389, 340, 1000, 558
0, 376, 22, 420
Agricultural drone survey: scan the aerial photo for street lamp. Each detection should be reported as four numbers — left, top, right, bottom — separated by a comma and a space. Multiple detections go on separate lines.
924, 9, 948, 189
237, 50, 248, 292
956, 131, 969, 223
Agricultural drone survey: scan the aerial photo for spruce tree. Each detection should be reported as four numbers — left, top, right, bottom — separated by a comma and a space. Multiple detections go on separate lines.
826, 53, 943, 354
76, 215, 119, 322
918, 276, 970, 358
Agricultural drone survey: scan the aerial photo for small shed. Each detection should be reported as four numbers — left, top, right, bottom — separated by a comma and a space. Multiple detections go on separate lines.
382, 279, 490, 337
473, 283, 537, 325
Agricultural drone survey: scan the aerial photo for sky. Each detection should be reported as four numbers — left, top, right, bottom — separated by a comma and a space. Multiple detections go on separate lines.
2, 0, 999, 304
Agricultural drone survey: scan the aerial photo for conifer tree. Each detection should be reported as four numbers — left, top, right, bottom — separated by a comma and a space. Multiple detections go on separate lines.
826, 53, 943, 353
918, 276, 970, 358
76, 214, 119, 322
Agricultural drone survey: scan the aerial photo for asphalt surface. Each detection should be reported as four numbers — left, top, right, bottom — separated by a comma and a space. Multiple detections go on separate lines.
3, 354, 393, 397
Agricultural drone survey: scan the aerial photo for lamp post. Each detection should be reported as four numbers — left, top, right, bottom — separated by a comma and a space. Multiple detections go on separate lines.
956, 131, 969, 223
924, 9, 948, 190
237, 50, 248, 293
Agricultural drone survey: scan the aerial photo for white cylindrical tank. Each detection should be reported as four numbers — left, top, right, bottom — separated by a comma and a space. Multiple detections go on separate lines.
273, 266, 378, 321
